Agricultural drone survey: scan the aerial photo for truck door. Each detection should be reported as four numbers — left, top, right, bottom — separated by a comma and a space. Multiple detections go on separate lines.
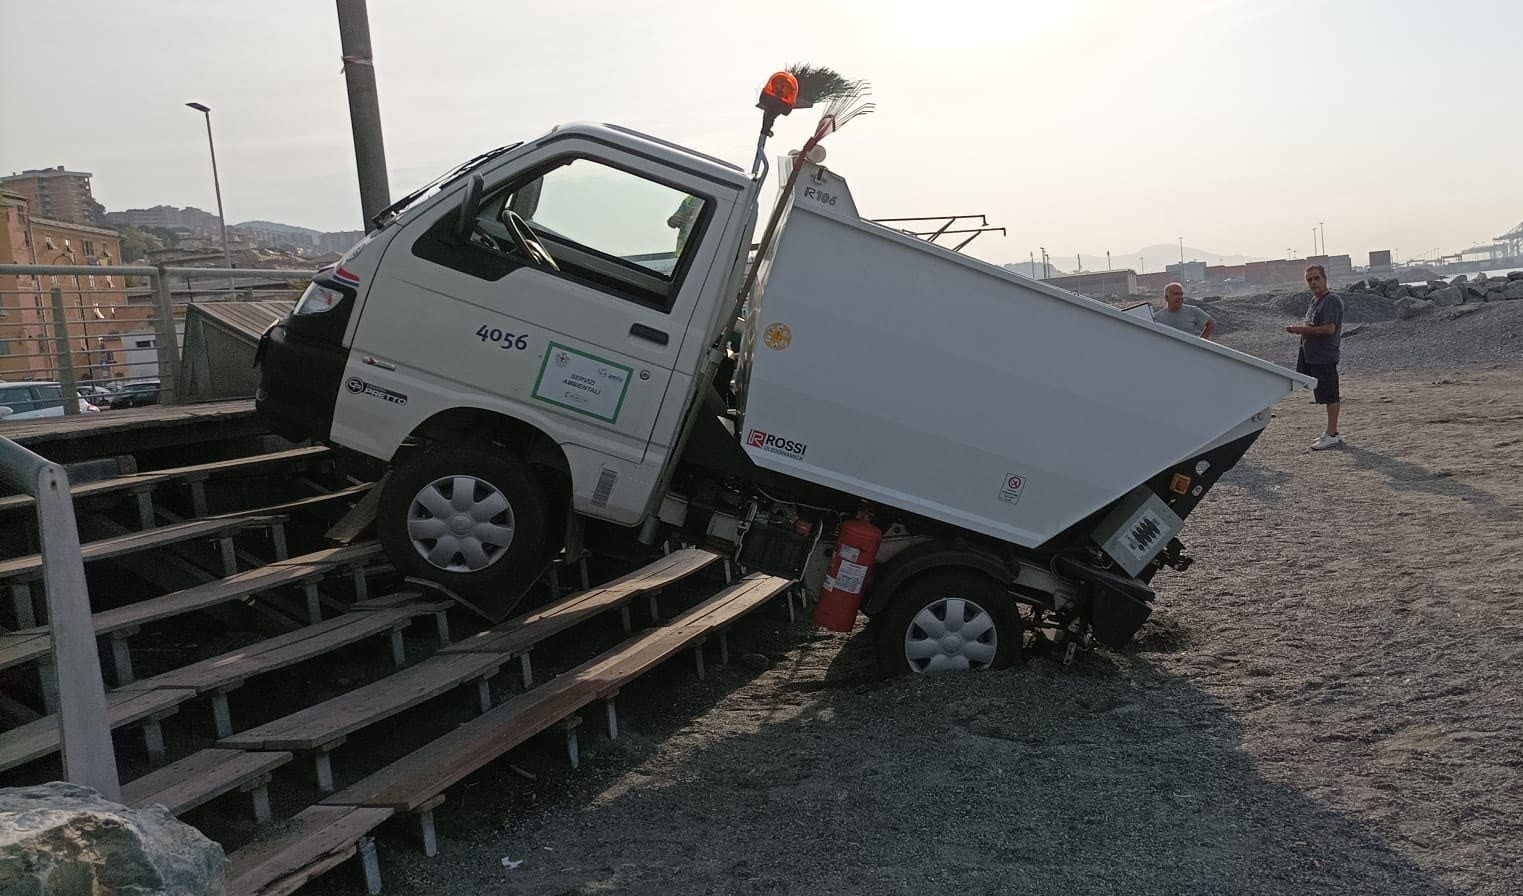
336, 143, 722, 467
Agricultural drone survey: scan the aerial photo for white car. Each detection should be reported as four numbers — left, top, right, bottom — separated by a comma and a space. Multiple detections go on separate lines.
0, 381, 101, 420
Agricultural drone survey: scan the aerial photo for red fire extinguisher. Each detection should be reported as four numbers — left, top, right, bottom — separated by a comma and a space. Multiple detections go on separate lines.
813, 512, 883, 632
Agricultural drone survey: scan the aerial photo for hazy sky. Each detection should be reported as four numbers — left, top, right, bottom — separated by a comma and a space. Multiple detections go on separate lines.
2, 0, 1518, 270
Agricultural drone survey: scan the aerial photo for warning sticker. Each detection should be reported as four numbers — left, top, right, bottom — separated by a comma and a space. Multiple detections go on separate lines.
829, 560, 869, 595
998, 473, 1026, 505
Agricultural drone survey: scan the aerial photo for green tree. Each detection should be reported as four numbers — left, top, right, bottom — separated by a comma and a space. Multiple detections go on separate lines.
114, 225, 162, 262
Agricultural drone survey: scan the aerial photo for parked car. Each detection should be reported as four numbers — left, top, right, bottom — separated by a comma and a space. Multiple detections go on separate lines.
0, 381, 101, 420
104, 380, 162, 409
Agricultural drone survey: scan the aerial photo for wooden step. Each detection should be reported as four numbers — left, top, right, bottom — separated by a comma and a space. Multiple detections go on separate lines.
321, 573, 790, 815
0, 513, 287, 584
0, 445, 332, 516
0, 543, 383, 673
122, 748, 292, 821
119, 602, 449, 738
321, 674, 591, 813
0, 687, 194, 772
226, 804, 392, 896
573, 573, 792, 700
120, 606, 443, 696
218, 650, 508, 752
441, 546, 722, 656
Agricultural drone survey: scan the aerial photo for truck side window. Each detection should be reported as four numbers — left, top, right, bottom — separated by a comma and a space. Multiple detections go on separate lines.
414, 156, 709, 313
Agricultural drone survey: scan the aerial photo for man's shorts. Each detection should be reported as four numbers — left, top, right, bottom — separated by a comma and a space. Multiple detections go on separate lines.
1296, 352, 1340, 404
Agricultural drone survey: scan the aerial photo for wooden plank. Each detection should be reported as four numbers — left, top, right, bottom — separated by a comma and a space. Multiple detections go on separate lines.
0, 513, 287, 582
676, 573, 793, 636
0, 633, 49, 671
218, 650, 507, 751
575, 574, 791, 700
0, 543, 384, 672
321, 676, 593, 812
3, 399, 255, 447
322, 574, 789, 813
441, 547, 721, 656
0, 445, 332, 515
121, 748, 292, 816
226, 804, 392, 896
0, 688, 195, 771
239, 482, 372, 517
119, 607, 424, 694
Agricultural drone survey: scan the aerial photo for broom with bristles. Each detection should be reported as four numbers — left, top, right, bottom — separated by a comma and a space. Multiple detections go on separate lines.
728, 65, 873, 396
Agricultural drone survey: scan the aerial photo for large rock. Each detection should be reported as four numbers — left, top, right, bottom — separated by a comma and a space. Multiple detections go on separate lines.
1394, 296, 1434, 319
1383, 283, 1412, 299
1410, 284, 1432, 298
0, 783, 226, 896
1503, 280, 1523, 300
1463, 283, 1489, 301
1428, 285, 1464, 307
1508, 270, 1523, 281
1451, 274, 1468, 285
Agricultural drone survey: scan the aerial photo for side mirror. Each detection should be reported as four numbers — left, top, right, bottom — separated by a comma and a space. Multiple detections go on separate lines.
457, 174, 484, 243
0, 407, 13, 419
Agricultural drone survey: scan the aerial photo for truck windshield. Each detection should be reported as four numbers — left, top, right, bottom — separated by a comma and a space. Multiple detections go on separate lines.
372, 143, 522, 228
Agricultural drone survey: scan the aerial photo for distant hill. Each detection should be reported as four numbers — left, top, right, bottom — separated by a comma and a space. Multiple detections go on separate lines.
233, 220, 323, 238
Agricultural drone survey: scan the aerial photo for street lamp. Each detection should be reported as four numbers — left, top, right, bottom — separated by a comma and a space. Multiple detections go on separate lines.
185, 102, 234, 288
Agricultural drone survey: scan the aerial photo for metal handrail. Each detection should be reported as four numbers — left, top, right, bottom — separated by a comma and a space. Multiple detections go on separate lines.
1, 264, 316, 278
0, 437, 119, 800
0, 263, 315, 405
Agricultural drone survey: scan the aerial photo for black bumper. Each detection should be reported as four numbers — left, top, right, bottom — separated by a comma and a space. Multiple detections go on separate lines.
254, 322, 347, 443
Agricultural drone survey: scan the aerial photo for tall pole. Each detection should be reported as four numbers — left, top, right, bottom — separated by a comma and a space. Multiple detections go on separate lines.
336, 0, 391, 231
185, 103, 233, 282
1312, 227, 1318, 256
1320, 222, 1326, 255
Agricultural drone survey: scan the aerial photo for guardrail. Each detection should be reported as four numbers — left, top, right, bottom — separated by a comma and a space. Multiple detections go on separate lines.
0, 264, 313, 411
0, 436, 120, 799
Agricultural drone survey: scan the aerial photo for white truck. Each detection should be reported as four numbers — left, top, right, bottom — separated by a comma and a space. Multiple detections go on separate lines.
256, 117, 1311, 674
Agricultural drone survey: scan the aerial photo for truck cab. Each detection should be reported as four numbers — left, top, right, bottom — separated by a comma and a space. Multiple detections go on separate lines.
258, 124, 758, 605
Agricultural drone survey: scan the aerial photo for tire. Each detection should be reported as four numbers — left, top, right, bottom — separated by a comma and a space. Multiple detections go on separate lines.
873, 569, 1023, 675
377, 443, 549, 603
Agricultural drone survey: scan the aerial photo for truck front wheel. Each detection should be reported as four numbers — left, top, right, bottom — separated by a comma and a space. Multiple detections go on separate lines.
378, 444, 549, 601
874, 570, 1023, 675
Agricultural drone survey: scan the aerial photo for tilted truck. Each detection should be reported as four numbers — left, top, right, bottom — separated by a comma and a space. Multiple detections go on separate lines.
256, 98, 1312, 674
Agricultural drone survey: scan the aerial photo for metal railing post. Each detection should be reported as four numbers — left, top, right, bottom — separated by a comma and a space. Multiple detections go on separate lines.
0, 438, 120, 801
152, 267, 183, 404
48, 288, 81, 415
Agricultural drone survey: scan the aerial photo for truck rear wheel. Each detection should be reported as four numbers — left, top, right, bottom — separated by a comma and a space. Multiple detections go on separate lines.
874, 570, 1023, 675
378, 444, 548, 602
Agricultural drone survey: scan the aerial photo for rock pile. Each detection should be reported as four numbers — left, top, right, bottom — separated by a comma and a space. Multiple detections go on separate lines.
1344, 272, 1523, 319
1346, 272, 1523, 317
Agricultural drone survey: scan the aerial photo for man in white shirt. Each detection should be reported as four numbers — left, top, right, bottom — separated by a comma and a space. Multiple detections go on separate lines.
1154, 283, 1216, 338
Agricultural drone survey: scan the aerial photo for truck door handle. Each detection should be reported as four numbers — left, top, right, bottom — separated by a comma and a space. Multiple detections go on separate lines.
629, 323, 669, 345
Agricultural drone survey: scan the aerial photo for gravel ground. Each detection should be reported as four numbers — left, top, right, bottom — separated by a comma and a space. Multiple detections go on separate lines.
317, 299, 1523, 896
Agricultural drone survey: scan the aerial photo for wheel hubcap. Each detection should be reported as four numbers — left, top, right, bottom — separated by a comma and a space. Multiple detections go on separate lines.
406, 475, 516, 573
904, 596, 999, 673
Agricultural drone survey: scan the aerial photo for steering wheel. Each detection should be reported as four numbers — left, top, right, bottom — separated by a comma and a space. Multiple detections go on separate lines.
504, 210, 560, 272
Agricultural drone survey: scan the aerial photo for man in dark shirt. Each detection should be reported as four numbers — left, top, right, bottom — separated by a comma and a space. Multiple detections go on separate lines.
1286, 264, 1344, 449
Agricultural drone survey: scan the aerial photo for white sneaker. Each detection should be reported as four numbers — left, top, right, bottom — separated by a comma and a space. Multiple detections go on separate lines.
1311, 433, 1343, 450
